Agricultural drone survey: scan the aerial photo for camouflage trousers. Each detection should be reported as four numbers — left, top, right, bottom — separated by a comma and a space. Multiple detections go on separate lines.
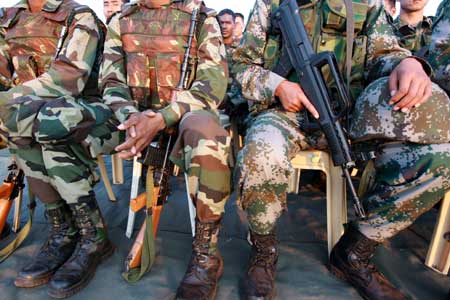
236, 111, 450, 241
1, 95, 120, 205
170, 111, 231, 222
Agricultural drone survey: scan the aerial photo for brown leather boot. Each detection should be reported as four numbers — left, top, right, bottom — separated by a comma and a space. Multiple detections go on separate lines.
15, 203, 77, 288
329, 224, 408, 300
175, 220, 223, 300
243, 230, 278, 300
47, 201, 114, 299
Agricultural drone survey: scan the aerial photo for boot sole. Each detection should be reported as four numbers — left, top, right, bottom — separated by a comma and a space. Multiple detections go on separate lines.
14, 273, 53, 288
329, 264, 371, 300
47, 244, 115, 299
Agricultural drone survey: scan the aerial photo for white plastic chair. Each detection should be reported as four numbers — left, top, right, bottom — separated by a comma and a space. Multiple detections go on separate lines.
289, 150, 347, 255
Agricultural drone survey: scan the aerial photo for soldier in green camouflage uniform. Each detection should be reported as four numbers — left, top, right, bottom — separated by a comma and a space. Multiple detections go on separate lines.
218, 9, 247, 162
232, 0, 450, 299
0, 0, 118, 298
393, 0, 433, 55
428, 0, 450, 95
101, 1, 230, 299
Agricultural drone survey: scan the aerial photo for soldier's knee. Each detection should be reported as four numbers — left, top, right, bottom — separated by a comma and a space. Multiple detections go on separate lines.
34, 98, 112, 144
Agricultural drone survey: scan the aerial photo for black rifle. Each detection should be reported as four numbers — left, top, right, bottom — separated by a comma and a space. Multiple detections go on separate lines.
273, 0, 366, 218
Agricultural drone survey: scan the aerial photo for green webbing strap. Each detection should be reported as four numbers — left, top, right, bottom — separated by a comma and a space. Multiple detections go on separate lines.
0, 191, 36, 263
122, 166, 156, 283
344, 0, 355, 90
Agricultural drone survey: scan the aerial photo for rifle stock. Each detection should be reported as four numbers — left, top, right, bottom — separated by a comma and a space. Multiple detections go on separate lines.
0, 183, 14, 234
125, 135, 174, 273
0, 163, 24, 235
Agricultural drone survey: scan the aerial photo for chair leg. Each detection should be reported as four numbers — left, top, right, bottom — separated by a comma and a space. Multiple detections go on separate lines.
425, 192, 450, 274
97, 155, 116, 202
184, 173, 196, 237
111, 154, 124, 185
326, 165, 346, 256
126, 157, 142, 238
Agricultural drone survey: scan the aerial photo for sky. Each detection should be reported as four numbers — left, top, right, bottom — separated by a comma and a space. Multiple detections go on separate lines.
1, 0, 443, 23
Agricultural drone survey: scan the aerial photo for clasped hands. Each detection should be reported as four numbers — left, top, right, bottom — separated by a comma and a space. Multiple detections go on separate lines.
115, 110, 167, 159
275, 57, 432, 116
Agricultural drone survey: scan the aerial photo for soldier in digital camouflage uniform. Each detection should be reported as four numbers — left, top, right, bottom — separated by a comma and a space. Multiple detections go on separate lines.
428, 0, 450, 95
232, 0, 450, 299
428, 3, 450, 298
393, 0, 433, 55
0, 0, 119, 298
100, 0, 230, 299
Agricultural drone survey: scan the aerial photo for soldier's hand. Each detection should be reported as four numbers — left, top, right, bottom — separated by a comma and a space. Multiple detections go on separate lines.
389, 58, 432, 112
275, 80, 319, 119
116, 111, 166, 159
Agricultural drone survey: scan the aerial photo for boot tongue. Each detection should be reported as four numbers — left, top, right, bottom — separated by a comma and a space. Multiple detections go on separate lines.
140, 0, 172, 8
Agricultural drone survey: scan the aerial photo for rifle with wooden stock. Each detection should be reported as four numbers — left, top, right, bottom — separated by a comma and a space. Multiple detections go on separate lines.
0, 162, 24, 239
124, 134, 174, 276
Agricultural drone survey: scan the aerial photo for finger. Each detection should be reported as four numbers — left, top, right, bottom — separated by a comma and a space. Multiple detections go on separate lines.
416, 82, 433, 108
404, 81, 427, 110
129, 125, 137, 138
392, 75, 412, 109
388, 70, 399, 103
298, 93, 319, 119
118, 115, 138, 130
115, 137, 137, 152
118, 150, 135, 159
396, 78, 421, 111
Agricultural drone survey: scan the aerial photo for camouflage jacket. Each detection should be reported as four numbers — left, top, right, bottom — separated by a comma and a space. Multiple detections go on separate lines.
0, 0, 103, 102
100, 0, 228, 127
428, 0, 450, 94
232, 0, 429, 115
225, 37, 245, 105
393, 16, 433, 55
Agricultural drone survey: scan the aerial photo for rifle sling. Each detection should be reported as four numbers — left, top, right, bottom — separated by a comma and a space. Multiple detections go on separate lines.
0, 190, 36, 263
344, 0, 354, 89
122, 166, 156, 283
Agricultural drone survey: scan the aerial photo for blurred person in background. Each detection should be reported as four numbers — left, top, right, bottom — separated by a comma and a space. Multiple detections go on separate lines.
234, 12, 245, 41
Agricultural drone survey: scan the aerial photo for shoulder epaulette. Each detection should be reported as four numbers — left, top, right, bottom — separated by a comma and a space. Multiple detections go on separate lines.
200, 4, 216, 17
0, 7, 21, 28
120, 2, 139, 19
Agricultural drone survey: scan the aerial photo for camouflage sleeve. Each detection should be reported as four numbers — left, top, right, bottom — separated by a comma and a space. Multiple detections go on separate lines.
100, 14, 138, 123
364, 3, 431, 81
0, 28, 12, 90
0, 12, 100, 101
428, 0, 450, 93
158, 15, 228, 128
231, 0, 284, 104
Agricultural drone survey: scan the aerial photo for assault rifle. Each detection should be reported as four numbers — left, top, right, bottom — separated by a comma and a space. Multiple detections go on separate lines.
123, 133, 174, 281
0, 162, 24, 239
272, 0, 365, 217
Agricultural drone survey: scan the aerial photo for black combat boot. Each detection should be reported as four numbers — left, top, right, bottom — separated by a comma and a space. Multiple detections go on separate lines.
175, 220, 224, 300
329, 224, 408, 300
243, 230, 279, 300
47, 201, 114, 299
15, 203, 78, 288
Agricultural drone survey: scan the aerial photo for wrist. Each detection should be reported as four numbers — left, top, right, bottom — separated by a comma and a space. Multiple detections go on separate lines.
274, 80, 286, 97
